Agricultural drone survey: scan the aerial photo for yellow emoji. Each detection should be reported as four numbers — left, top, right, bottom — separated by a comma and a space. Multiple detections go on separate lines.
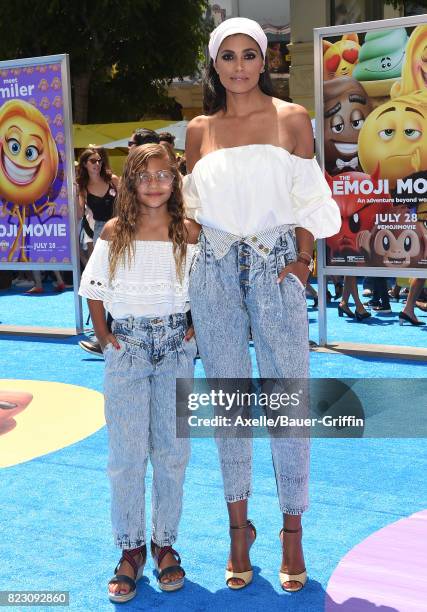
0, 100, 58, 205
358, 90, 427, 188
323, 33, 360, 80
391, 25, 427, 97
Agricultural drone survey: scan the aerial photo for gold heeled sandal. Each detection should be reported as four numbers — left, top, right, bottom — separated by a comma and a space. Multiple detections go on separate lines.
279, 527, 307, 592
225, 519, 256, 590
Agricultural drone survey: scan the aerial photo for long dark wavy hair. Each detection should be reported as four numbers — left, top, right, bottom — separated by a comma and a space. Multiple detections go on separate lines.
76, 147, 113, 192
109, 144, 187, 281
203, 57, 274, 115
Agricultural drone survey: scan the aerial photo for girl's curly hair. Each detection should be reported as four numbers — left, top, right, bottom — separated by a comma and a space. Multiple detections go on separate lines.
108, 143, 187, 281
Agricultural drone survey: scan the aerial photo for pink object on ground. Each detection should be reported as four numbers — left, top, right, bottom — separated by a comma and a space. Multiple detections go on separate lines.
325, 509, 427, 612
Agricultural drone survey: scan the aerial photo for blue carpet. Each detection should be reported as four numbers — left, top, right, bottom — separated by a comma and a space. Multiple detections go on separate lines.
1, 279, 426, 346
1, 286, 426, 611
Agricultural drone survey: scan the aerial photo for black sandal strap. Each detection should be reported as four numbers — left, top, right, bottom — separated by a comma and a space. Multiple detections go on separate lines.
230, 519, 257, 539
281, 527, 302, 534
108, 574, 136, 592
158, 565, 186, 583
230, 519, 255, 530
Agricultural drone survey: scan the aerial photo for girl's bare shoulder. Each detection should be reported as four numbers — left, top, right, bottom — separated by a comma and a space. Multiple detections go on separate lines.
184, 218, 201, 244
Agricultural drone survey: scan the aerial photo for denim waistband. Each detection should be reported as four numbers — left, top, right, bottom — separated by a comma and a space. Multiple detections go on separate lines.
113, 312, 187, 332
199, 224, 296, 260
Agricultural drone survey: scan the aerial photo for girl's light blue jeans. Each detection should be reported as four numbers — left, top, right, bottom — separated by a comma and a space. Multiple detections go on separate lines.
103, 312, 196, 548
189, 228, 310, 515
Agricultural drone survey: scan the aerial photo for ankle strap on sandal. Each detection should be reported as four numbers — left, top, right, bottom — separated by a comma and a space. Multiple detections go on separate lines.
116, 545, 146, 579
153, 544, 181, 567
281, 527, 302, 534
230, 519, 254, 530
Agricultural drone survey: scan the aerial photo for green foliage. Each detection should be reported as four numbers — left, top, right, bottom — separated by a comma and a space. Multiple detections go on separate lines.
0, 0, 209, 122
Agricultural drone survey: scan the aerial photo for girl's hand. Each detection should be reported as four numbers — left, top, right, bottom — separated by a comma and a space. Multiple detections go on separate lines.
277, 261, 310, 286
184, 326, 195, 341
99, 333, 120, 351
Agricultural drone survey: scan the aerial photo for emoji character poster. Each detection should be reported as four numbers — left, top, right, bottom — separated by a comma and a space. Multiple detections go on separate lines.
0, 56, 73, 264
319, 17, 427, 269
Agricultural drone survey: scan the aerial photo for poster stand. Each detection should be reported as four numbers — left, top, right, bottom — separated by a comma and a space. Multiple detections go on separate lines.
314, 14, 427, 348
0, 53, 83, 336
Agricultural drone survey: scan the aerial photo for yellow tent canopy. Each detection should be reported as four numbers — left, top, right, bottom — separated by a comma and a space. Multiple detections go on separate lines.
72, 120, 173, 175
72, 120, 172, 149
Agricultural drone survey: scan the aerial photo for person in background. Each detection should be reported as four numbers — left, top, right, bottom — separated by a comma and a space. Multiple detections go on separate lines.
399, 278, 426, 326
178, 154, 187, 176
365, 277, 392, 314
338, 276, 371, 321
25, 270, 66, 295
158, 132, 176, 147
128, 128, 160, 151
77, 147, 118, 355
76, 147, 119, 245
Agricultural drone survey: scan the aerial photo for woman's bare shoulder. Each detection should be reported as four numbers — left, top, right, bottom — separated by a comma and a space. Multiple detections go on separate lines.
100, 217, 118, 241
187, 115, 210, 136
184, 218, 201, 244
274, 98, 310, 119
186, 115, 210, 172
274, 100, 313, 158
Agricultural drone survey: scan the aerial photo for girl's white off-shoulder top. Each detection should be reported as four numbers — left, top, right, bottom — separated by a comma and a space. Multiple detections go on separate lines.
78, 239, 195, 319
183, 144, 341, 241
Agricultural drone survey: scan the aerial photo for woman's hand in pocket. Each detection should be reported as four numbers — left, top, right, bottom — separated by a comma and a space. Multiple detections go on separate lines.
184, 325, 195, 341
277, 261, 309, 286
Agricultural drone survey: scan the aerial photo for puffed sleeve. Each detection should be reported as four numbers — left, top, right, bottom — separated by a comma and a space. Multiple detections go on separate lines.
78, 238, 110, 301
290, 156, 341, 239
182, 173, 202, 221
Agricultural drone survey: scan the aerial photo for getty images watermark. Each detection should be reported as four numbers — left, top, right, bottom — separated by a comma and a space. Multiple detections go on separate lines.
176, 378, 427, 438
186, 389, 362, 430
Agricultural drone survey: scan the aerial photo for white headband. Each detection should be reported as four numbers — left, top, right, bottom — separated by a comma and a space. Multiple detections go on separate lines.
208, 17, 268, 61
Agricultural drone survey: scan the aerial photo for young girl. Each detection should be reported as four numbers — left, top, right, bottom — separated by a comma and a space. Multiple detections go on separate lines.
79, 144, 200, 603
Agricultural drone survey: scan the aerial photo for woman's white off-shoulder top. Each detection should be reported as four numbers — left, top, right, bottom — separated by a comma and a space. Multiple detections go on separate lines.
79, 239, 194, 319
183, 144, 341, 248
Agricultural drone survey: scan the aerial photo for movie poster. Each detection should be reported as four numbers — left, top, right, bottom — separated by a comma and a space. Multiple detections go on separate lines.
322, 22, 427, 269
0, 56, 72, 264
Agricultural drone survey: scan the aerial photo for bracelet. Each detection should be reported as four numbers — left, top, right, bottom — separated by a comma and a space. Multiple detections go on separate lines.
297, 254, 314, 273
297, 250, 313, 261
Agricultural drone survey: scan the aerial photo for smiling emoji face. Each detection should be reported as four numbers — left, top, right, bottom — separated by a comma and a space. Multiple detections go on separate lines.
324, 77, 372, 174
358, 91, 427, 188
323, 34, 360, 80
0, 100, 58, 205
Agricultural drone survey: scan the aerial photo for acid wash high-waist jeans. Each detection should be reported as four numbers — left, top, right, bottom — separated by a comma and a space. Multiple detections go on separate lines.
103, 312, 196, 549
189, 227, 310, 515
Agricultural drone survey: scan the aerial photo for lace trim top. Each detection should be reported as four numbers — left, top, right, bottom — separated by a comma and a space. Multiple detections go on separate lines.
183, 144, 341, 240
78, 239, 195, 318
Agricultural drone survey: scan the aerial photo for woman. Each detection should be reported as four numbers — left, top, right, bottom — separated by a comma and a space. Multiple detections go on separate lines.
76, 147, 119, 246
184, 18, 341, 592
338, 276, 371, 320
